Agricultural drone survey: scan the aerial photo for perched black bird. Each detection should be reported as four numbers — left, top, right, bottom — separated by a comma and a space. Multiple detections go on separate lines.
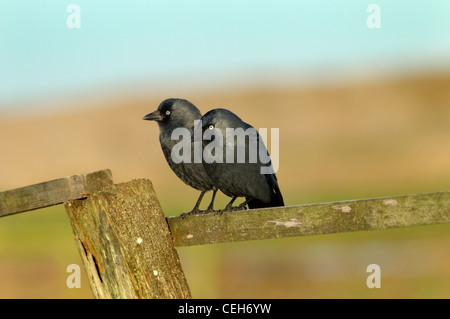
198, 108, 284, 210
143, 98, 217, 214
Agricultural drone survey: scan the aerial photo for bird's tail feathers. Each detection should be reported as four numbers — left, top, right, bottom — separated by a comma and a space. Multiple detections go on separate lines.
247, 174, 284, 209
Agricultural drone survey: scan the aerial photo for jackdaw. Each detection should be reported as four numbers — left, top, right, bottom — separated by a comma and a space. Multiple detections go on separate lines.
143, 98, 217, 214
197, 108, 284, 210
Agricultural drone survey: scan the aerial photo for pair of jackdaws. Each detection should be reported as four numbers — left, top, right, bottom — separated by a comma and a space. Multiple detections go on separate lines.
143, 98, 284, 215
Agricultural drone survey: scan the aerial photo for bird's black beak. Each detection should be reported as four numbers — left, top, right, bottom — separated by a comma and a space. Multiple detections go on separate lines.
143, 110, 163, 121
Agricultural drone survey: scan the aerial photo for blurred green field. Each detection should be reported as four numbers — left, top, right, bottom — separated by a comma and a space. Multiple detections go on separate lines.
0, 74, 449, 298
0, 206, 92, 298
0, 190, 449, 299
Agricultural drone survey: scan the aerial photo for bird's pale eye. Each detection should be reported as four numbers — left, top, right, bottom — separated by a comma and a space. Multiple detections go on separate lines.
208, 124, 214, 130
165, 110, 171, 115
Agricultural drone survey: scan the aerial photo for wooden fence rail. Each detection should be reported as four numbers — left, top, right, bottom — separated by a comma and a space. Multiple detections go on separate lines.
0, 170, 113, 217
168, 190, 450, 246
0, 169, 449, 298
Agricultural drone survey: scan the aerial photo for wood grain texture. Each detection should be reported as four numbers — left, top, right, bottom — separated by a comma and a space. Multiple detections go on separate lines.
0, 169, 113, 217
65, 179, 191, 299
167, 191, 450, 247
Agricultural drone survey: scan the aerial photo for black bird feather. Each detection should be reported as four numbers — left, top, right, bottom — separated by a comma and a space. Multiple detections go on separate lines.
143, 98, 217, 214
198, 108, 284, 209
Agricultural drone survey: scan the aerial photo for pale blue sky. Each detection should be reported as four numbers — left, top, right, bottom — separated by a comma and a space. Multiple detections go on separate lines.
1, 1, 450, 110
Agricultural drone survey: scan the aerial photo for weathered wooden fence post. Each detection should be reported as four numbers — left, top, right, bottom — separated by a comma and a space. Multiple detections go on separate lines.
64, 178, 191, 299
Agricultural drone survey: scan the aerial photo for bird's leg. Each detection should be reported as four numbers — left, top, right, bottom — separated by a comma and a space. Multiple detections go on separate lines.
191, 190, 206, 213
222, 196, 238, 212
236, 198, 252, 210
180, 191, 205, 218
205, 187, 218, 213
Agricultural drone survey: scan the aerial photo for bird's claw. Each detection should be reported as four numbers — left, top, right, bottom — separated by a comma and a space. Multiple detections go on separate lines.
179, 208, 201, 218
179, 211, 193, 218
180, 200, 249, 217
179, 208, 220, 218
219, 204, 247, 214
205, 208, 221, 214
